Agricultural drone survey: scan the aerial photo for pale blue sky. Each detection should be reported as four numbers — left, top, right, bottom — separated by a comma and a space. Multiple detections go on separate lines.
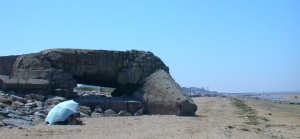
0, 1, 299, 93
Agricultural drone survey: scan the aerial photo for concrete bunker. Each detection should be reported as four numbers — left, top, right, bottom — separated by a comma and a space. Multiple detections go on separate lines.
0, 49, 197, 116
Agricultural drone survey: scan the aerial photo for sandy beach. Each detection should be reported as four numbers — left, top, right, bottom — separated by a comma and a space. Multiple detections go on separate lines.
1, 94, 299, 139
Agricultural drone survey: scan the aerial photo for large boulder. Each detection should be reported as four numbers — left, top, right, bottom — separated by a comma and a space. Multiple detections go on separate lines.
133, 70, 197, 116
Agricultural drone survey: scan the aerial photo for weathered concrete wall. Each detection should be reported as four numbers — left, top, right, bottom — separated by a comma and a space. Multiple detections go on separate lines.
0, 55, 19, 76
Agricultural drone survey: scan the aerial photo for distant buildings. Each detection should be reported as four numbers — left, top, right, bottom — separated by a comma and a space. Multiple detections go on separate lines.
182, 87, 218, 97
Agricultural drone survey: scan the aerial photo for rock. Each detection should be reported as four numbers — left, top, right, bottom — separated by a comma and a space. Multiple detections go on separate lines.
10, 95, 27, 104
43, 104, 55, 114
28, 93, 46, 101
118, 110, 132, 116
0, 102, 10, 108
79, 112, 90, 118
77, 105, 91, 116
45, 96, 66, 106
27, 99, 34, 103
35, 101, 44, 107
94, 106, 103, 113
134, 108, 145, 116
35, 94, 45, 101
0, 110, 9, 116
103, 109, 117, 116
0, 97, 12, 105
21, 105, 31, 111
133, 70, 197, 116
26, 94, 36, 99
34, 112, 47, 119
0, 115, 5, 120
25, 102, 37, 108
33, 106, 45, 112
3, 118, 34, 126
11, 101, 24, 108
4, 109, 17, 115
7, 113, 33, 121
19, 106, 34, 114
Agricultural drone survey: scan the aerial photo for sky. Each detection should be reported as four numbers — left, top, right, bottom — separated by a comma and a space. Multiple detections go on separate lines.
0, 1, 299, 93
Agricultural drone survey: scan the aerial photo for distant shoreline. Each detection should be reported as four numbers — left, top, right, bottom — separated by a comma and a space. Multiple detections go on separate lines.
224, 92, 300, 104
